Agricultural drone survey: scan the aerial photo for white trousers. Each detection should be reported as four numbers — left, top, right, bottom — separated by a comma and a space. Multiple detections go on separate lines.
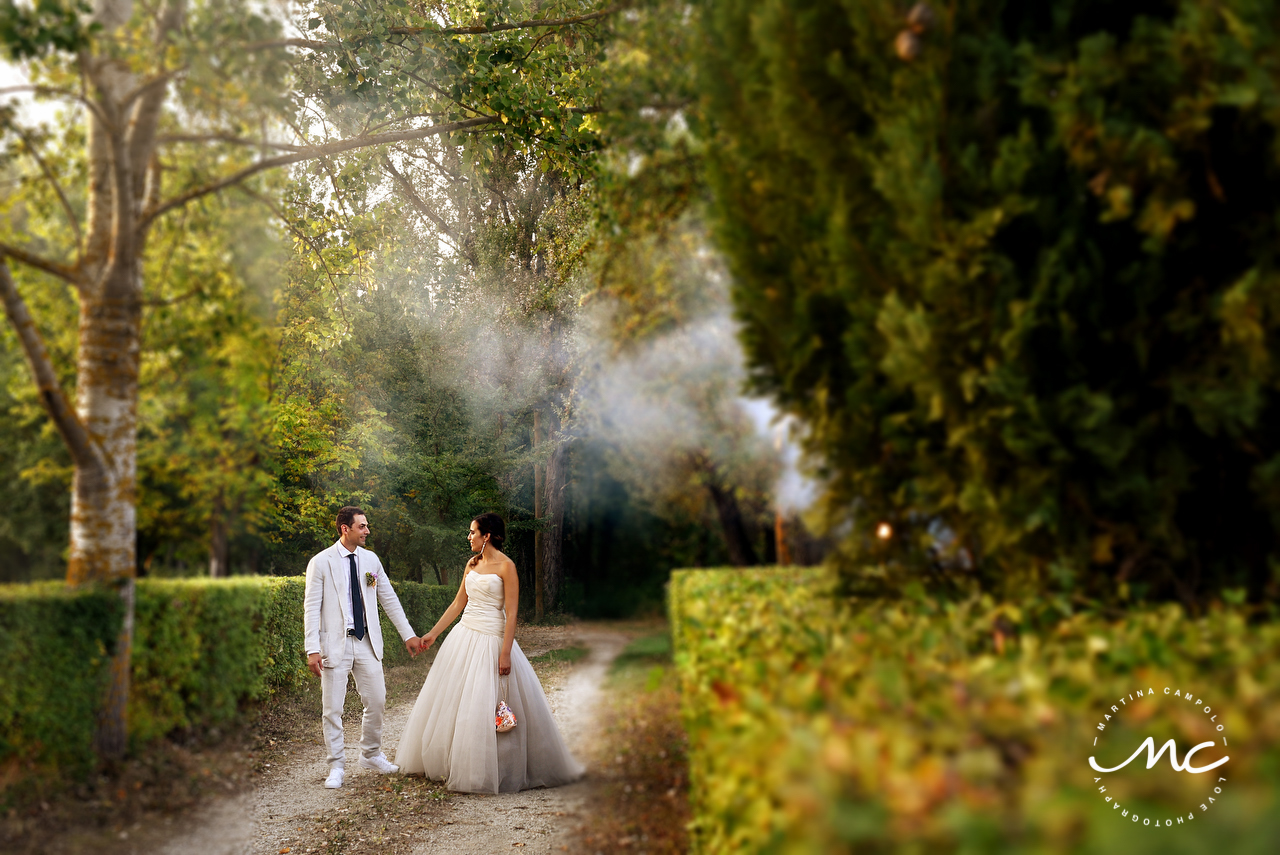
320, 634, 386, 769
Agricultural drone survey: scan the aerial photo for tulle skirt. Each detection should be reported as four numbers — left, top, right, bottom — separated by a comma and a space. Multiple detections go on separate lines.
394, 623, 584, 793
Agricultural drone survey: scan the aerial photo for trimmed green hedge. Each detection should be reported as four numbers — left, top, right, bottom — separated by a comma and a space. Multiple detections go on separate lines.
385, 581, 456, 666
0, 582, 122, 779
670, 568, 1280, 853
1, 577, 452, 780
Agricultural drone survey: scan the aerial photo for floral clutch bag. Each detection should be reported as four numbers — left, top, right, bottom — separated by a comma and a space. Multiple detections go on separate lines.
495, 678, 517, 732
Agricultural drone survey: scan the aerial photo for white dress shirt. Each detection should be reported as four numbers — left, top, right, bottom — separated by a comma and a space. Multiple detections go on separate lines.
338, 543, 359, 634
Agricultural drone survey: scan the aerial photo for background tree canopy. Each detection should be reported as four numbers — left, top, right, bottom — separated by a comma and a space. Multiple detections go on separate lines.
1, 0, 795, 623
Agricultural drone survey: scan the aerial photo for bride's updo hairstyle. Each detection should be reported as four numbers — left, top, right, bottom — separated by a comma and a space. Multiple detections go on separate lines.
473, 512, 506, 548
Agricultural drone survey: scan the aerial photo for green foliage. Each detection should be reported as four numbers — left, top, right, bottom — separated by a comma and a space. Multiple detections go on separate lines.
528, 645, 589, 665
588, 0, 706, 339
0, 0, 95, 60
130, 576, 453, 742
0, 332, 73, 581
670, 568, 1280, 853
296, 0, 609, 177
381, 580, 457, 666
135, 186, 283, 575
0, 578, 450, 781
130, 578, 291, 744
697, 0, 1280, 603
609, 631, 672, 675
257, 151, 579, 587
563, 437, 740, 616
1, 3, 294, 581
0, 175, 283, 580
0, 583, 120, 779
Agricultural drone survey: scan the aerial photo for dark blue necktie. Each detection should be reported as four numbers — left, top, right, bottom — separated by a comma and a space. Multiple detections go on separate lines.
348, 553, 366, 641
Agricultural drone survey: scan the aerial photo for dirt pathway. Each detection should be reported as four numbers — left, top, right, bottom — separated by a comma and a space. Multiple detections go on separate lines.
145, 623, 627, 855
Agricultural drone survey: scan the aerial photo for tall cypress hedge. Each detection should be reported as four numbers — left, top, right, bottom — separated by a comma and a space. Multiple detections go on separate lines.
699, 0, 1280, 603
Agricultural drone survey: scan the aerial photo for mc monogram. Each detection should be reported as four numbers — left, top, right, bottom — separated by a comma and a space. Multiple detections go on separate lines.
1089, 736, 1230, 774
1086, 686, 1232, 830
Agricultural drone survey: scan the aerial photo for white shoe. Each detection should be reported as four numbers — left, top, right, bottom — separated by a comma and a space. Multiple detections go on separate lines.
324, 768, 344, 789
358, 753, 399, 774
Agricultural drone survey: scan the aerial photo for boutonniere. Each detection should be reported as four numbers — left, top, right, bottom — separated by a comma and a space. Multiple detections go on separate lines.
365, 570, 378, 587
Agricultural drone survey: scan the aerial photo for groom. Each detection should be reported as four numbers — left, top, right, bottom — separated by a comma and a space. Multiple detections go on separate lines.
304, 506, 422, 789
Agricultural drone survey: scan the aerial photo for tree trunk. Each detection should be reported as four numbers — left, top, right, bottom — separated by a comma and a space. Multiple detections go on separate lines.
62, 10, 162, 757
95, 577, 134, 760
209, 491, 229, 577
72, 266, 144, 760
704, 478, 759, 567
533, 410, 545, 622
775, 510, 793, 566
541, 434, 568, 611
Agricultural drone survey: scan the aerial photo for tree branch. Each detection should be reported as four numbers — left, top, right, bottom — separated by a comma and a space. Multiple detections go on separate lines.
390, 7, 618, 36
0, 85, 110, 126
240, 38, 338, 51
141, 115, 501, 227
0, 242, 81, 285
143, 283, 203, 307
0, 259, 105, 476
7, 124, 83, 249
381, 153, 463, 253
156, 133, 304, 151
127, 0, 188, 202
121, 67, 185, 113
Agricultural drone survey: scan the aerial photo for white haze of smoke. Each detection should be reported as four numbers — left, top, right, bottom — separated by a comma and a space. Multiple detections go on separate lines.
415, 278, 577, 427
371, 168, 817, 515
467, 315, 566, 415
739, 399, 818, 514
586, 309, 742, 448
581, 301, 819, 516
386, 278, 820, 518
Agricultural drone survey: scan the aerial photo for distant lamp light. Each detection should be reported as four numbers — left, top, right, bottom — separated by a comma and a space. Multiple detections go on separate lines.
876, 522, 893, 541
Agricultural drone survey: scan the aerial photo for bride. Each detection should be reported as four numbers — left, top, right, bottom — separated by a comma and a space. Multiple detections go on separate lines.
394, 513, 584, 792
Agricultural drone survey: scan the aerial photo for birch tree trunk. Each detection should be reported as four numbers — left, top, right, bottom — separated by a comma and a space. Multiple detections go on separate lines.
68, 3, 162, 755
71, 281, 143, 757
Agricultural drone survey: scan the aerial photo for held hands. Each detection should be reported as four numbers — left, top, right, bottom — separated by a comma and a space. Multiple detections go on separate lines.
498, 652, 511, 676
307, 652, 323, 678
405, 636, 423, 657
422, 632, 438, 651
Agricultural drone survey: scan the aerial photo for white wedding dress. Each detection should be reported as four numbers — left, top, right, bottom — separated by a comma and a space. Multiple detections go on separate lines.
394, 570, 584, 793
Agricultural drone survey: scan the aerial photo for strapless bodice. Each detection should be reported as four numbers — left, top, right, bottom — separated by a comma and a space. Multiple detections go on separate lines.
460, 571, 506, 637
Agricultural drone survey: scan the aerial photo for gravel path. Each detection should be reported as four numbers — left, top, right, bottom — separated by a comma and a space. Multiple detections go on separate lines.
146, 624, 626, 854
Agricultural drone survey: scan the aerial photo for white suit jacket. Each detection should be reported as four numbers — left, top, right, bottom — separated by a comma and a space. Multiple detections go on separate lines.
303, 541, 415, 663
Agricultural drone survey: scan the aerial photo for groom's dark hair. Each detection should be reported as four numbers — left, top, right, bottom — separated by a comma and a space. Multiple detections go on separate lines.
336, 506, 365, 536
